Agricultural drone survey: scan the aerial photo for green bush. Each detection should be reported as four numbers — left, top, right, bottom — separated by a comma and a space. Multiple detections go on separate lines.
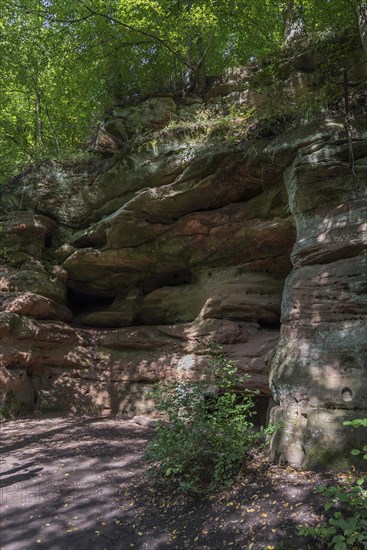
299, 419, 367, 550
0, 394, 23, 420
145, 345, 276, 495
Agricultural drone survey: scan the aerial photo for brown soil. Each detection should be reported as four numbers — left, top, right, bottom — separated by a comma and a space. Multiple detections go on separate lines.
0, 416, 349, 550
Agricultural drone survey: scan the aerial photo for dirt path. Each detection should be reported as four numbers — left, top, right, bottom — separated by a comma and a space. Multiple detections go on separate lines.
1, 416, 340, 549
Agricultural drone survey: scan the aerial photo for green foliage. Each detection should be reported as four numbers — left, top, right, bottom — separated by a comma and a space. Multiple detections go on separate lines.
0, 402, 21, 421
0, 0, 103, 181
0, 397, 64, 421
0, 0, 364, 183
0, 395, 25, 420
34, 402, 64, 417
145, 345, 276, 495
299, 419, 367, 550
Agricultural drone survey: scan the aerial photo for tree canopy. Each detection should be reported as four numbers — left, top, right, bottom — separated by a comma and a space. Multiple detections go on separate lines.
0, 0, 365, 183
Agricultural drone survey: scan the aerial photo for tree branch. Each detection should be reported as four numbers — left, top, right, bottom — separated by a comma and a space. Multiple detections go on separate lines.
4, 134, 34, 158
19, 4, 95, 25
79, 1, 192, 69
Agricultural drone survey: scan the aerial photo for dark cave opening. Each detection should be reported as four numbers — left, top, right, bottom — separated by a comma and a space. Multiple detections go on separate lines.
252, 395, 272, 427
66, 268, 193, 319
205, 392, 271, 428
257, 318, 281, 330
67, 288, 116, 316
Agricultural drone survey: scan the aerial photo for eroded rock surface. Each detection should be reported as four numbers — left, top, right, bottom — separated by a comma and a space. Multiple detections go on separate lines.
0, 41, 366, 468
0, 128, 293, 418
268, 122, 367, 468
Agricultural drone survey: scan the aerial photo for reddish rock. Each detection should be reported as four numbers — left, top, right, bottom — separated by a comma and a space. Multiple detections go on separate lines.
0, 65, 365, 471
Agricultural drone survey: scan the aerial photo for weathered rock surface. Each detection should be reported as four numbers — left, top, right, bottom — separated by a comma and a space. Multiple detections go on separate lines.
0, 119, 295, 420
0, 37, 366, 469
268, 120, 367, 468
0, 312, 274, 414
92, 96, 178, 153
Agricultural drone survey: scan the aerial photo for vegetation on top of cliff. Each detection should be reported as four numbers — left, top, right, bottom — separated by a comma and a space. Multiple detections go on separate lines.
131, 29, 366, 156
1, 0, 366, 184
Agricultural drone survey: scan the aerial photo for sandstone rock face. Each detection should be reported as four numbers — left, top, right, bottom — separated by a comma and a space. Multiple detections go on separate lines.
0, 126, 294, 419
92, 96, 178, 153
268, 121, 367, 469
0, 40, 366, 469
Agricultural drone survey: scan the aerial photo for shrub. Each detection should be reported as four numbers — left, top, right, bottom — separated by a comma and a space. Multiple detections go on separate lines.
0, 394, 24, 420
299, 419, 367, 550
145, 345, 276, 495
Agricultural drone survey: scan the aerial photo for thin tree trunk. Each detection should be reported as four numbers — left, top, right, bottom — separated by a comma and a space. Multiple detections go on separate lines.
182, 0, 208, 94
355, 0, 367, 56
45, 102, 60, 157
283, 1, 306, 43
35, 90, 44, 155
183, 0, 195, 92
193, 35, 207, 93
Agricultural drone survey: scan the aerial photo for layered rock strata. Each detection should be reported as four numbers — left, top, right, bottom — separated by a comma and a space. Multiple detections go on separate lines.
0, 126, 294, 417
268, 121, 367, 468
1, 40, 366, 468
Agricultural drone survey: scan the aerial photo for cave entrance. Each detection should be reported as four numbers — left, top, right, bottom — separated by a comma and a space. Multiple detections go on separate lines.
67, 288, 116, 317
257, 318, 281, 330
252, 395, 272, 428
205, 391, 271, 428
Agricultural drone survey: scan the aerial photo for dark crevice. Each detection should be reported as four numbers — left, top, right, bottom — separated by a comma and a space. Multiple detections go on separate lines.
139, 269, 193, 294
252, 395, 272, 427
67, 288, 116, 317
257, 317, 281, 329
324, 403, 364, 411
72, 231, 107, 248
44, 233, 54, 248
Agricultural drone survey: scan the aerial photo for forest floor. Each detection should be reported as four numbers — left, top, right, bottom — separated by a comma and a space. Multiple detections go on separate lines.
0, 416, 349, 550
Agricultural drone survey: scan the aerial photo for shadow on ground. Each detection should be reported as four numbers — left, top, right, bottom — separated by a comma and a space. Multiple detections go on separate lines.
0, 416, 333, 549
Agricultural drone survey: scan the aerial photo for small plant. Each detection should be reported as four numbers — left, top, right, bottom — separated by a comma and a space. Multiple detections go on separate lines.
208, 105, 257, 145
299, 419, 367, 550
0, 394, 23, 420
34, 401, 64, 417
145, 344, 276, 495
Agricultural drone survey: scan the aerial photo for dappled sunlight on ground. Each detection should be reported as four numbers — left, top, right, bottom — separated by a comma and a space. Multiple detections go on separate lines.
0, 416, 340, 549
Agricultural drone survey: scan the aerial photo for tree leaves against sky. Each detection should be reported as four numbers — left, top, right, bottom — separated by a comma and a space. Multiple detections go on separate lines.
0, 0, 363, 182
